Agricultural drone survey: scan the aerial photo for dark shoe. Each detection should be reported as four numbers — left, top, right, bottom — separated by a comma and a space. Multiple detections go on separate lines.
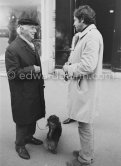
49, 149, 57, 154
15, 146, 30, 160
73, 151, 94, 164
26, 137, 43, 145
73, 150, 80, 158
63, 118, 75, 124
66, 159, 91, 166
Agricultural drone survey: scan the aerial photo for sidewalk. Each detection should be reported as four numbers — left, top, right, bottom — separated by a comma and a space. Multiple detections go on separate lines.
0, 74, 121, 166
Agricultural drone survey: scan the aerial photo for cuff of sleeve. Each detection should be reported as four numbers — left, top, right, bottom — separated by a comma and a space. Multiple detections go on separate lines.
32, 65, 35, 72
67, 64, 77, 77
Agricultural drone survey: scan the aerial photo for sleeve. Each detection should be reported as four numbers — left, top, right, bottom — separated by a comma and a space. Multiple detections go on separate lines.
67, 34, 100, 77
5, 48, 35, 80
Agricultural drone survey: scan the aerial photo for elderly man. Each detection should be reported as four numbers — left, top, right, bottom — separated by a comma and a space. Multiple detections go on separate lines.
63, 5, 103, 166
5, 18, 45, 160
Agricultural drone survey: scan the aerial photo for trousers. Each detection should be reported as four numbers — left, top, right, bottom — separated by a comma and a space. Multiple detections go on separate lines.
78, 122, 94, 164
15, 121, 36, 147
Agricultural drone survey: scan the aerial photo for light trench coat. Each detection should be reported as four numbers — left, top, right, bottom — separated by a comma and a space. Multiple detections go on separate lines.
66, 24, 103, 123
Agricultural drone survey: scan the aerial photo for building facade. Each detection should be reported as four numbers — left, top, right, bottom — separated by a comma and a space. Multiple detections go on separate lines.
0, 0, 121, 74
55, 0, 121, 72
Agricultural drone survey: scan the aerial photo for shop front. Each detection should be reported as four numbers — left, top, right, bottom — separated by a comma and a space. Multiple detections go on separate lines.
55, 0, 121, 71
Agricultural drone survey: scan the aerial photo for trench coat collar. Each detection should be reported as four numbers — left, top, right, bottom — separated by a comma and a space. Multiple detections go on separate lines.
78, 24, 97, 39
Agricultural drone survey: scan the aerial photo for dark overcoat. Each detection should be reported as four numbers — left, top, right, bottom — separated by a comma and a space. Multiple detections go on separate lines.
5, 36, 45, 125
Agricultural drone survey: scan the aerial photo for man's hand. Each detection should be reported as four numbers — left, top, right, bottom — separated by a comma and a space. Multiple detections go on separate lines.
63, 64, 70, 81
33, 65, 41, 73
63, 64, 69, 73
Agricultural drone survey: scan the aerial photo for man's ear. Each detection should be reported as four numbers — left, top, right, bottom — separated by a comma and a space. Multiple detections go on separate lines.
19, 25, 22, 30
20, 25, 25, 31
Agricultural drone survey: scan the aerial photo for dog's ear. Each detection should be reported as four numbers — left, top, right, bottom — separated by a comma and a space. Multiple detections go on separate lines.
56, 116, 59, 122
57, 116, 61, 124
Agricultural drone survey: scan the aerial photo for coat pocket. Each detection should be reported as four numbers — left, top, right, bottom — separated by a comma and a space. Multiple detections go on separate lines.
76, 78, 88, 93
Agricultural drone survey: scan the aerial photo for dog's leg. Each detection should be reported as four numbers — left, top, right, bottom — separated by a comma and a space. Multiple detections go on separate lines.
48, 141, 57, 154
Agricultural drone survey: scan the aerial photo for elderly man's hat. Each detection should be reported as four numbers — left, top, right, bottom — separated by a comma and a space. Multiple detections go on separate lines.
18, 18, 39, 26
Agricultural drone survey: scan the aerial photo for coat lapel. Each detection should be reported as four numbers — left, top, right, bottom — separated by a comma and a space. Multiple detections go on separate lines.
17, 36, 41, 66
78, 24, 97, 39
34, 45, 41, 66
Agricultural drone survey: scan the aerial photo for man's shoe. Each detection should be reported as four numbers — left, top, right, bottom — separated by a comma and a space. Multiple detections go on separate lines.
63, 118, 75, 124
26, 137, 43, 145
73, 150, 80, 158
73, 151, 94, 164
15, 146, 30, 160
66, 159, 91, 166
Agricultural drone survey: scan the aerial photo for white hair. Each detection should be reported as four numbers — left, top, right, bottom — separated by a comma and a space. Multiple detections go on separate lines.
16, 25, 28, 35
16, 26, 21, 35
16, 25, 35, 35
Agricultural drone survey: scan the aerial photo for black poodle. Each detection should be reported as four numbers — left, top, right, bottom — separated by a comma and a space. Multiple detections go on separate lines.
44, 115, 62, 154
